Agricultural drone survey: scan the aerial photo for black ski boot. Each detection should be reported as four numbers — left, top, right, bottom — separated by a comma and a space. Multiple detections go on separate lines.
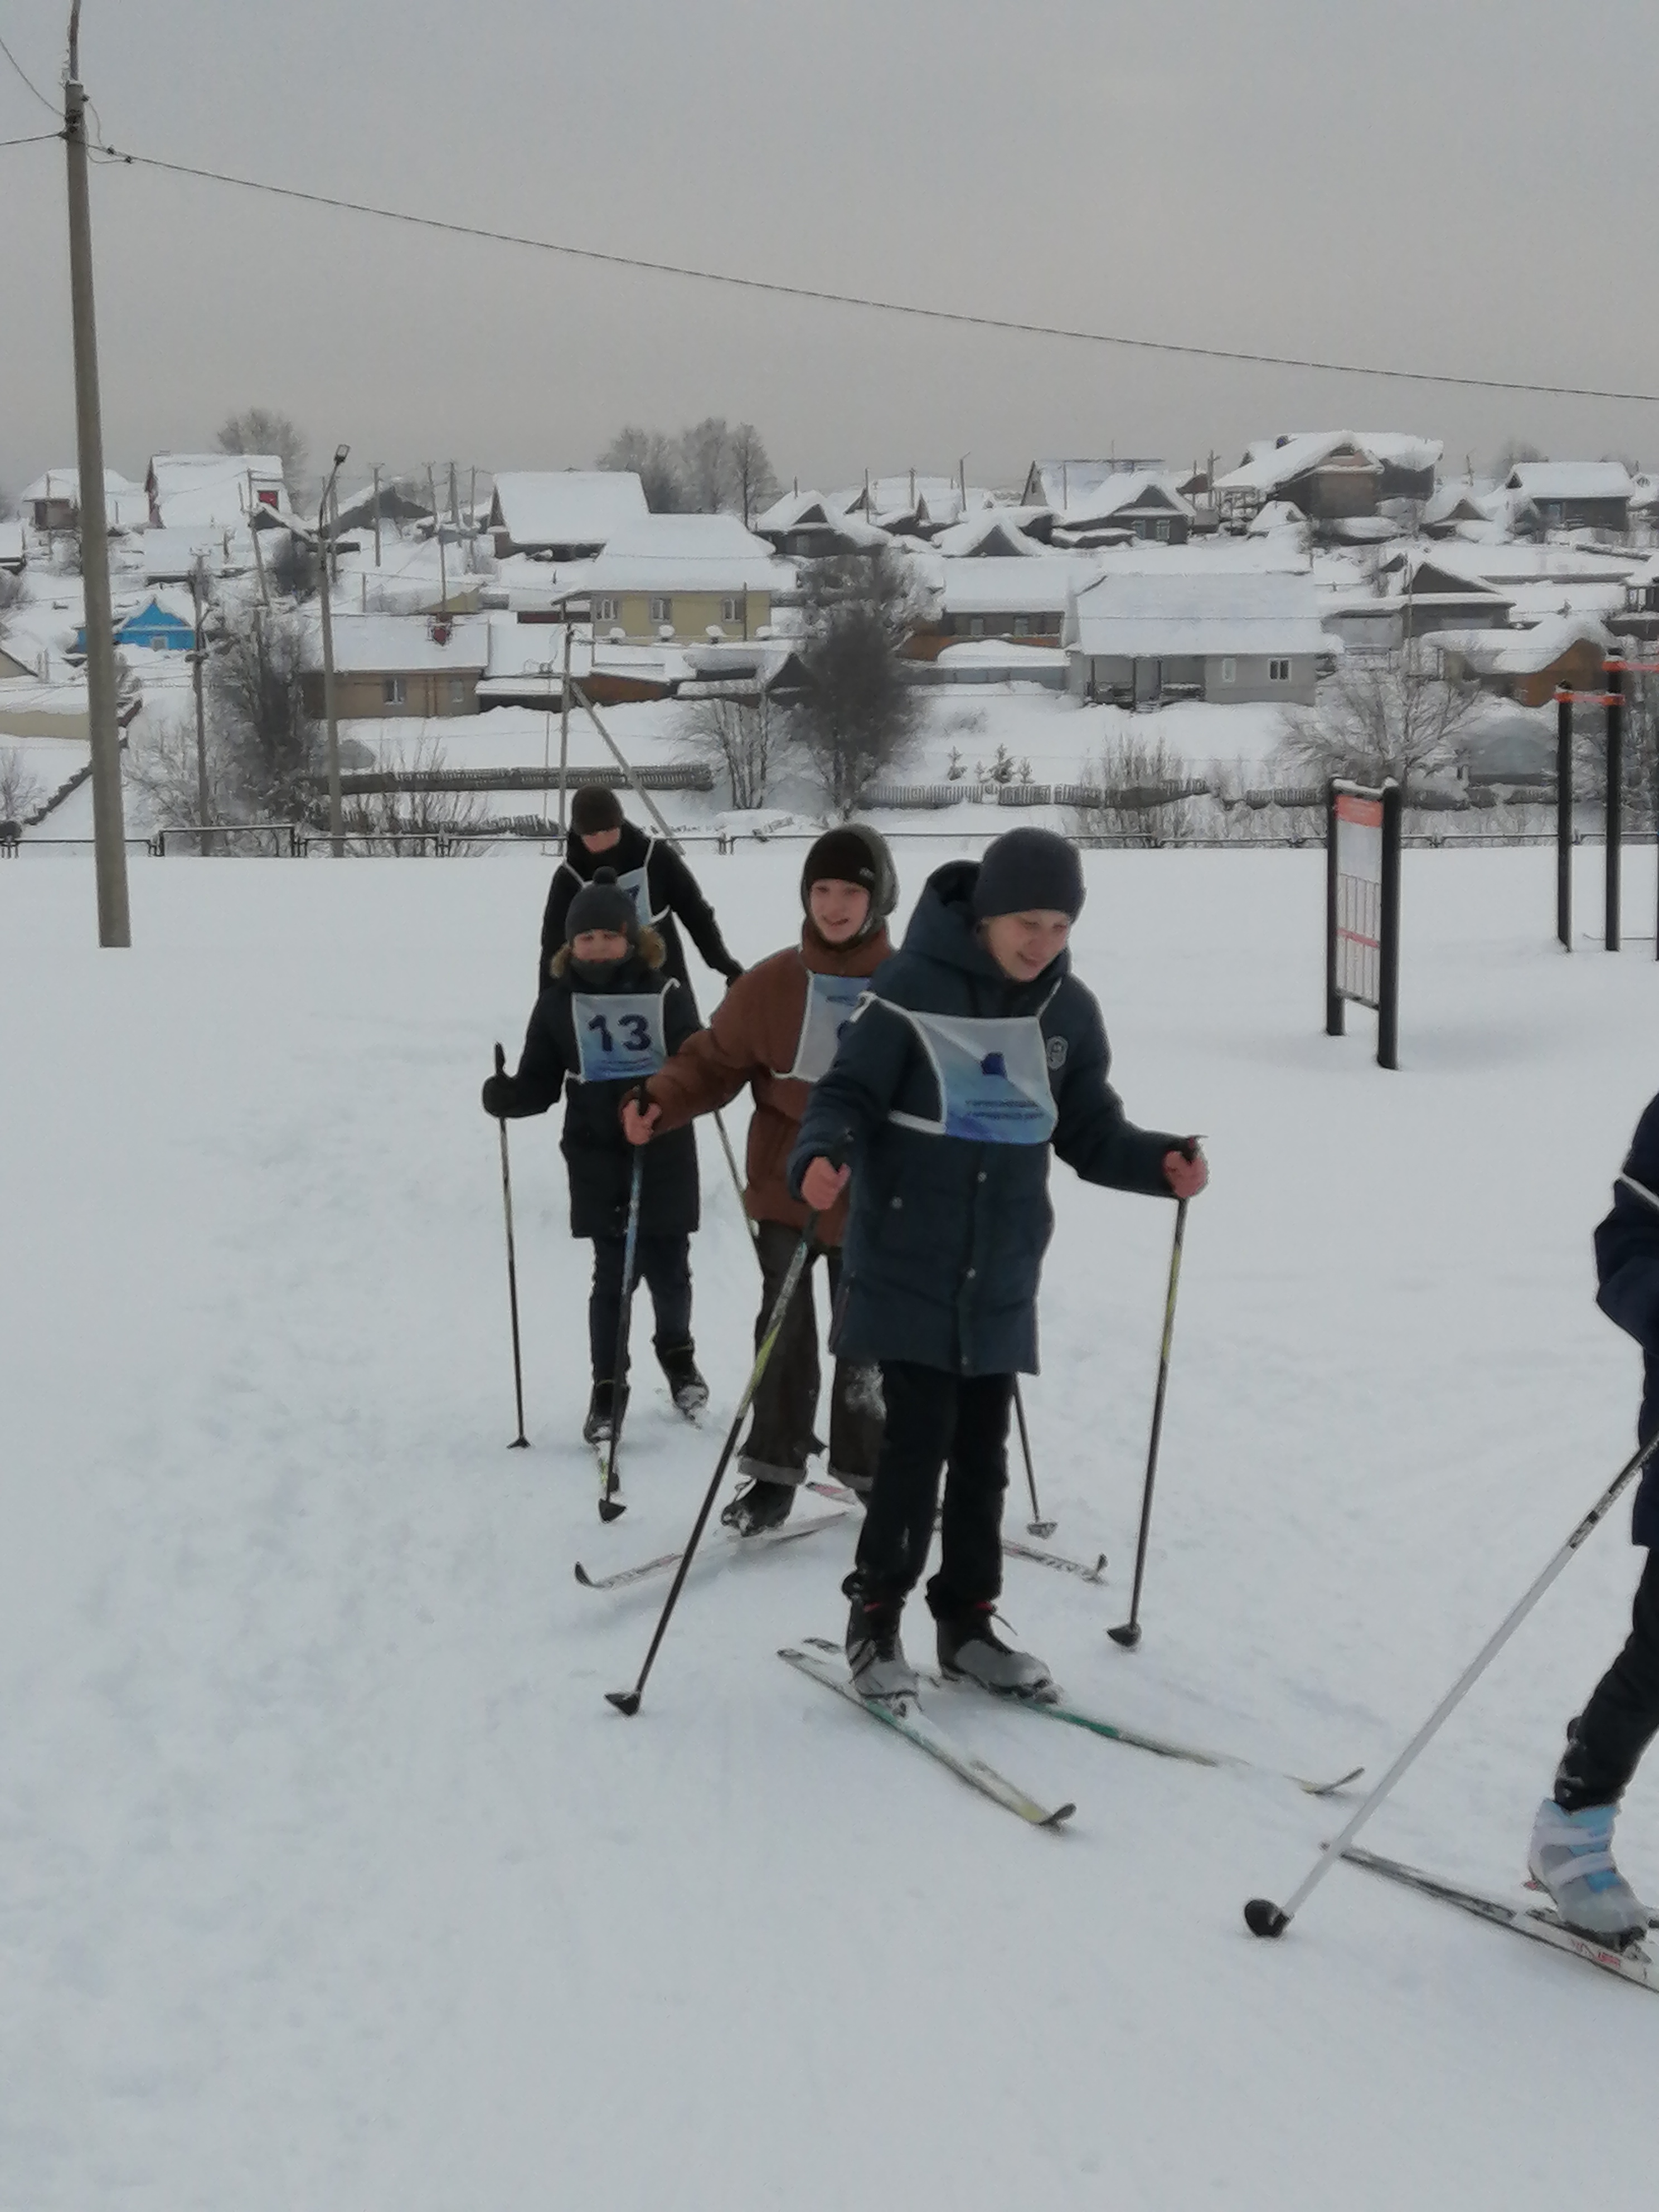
657, 1341, 709, 1420
935, 1600, 1055, 1700
583, 1380, 616, 1445
843, 1573, 917, 1701
720, 1477, 796, 1537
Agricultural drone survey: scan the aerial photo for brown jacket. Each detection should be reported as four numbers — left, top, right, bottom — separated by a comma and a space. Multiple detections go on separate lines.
645, 924, 892, 1244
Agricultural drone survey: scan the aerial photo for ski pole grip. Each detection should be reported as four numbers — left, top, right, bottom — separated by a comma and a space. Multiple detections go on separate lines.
494, 1041, 506, 1078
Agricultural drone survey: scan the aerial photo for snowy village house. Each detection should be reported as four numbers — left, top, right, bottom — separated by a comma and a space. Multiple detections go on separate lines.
561, 514, 794, 645
487, 472, 649, 560
299, 612, 491, 720
1064, 569, 1331, 708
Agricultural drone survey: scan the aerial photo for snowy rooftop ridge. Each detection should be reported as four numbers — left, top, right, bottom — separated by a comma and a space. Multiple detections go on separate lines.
1067, 567, 1330, 657
489, 472, 649, 547
1503, 462, 1634, 501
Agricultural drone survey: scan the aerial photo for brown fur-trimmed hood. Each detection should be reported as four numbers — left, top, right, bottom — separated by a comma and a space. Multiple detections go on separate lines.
549, 924, 667, 982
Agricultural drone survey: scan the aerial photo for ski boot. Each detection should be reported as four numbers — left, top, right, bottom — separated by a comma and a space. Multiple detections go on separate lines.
935, 1600, 1055, 1701
720, 1477, 796, 1537
583, 1380, 616, 1446
1527, 1798, 1648, 1947
843, 1574, 917, 1702
657, 1342, 709, 1420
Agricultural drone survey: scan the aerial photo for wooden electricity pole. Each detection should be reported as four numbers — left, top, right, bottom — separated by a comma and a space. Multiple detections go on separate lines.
64, 1, 131, 945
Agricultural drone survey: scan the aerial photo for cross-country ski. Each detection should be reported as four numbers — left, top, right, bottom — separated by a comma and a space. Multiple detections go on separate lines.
575, 1507, 851, 1592
779, 1644, 1075, 1828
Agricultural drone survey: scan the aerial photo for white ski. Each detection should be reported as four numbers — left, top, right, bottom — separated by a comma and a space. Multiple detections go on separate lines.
805, 1482, 1107, 1585
1343, 1845, 1659, 1993
575, 1508, 850, 1592
779, 1642, 1075, 1828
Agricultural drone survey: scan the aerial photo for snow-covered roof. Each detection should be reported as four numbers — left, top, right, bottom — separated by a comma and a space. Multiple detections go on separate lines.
1307, 433, 1443, 476
827, 478, 996, 531
148, 454, 287, 526
751, 489, 889, 549
1060, 470, 1195, 525
489, 471, 648, 547
21, 468, 142, 502
141, 527, 255, 580
1503, 462, 1633, 503
1433, 612, 1611, 677
1066, 570, 1331, 658
1219, 433, 1383, 496
1022, 460, 1165, 510
931, 513, 1044, 559
939, 556, 1100, 615
1402, 541, 1638, 587
575, 513, 793, 594
0, 520, 23, 565
304, 612, 491, 674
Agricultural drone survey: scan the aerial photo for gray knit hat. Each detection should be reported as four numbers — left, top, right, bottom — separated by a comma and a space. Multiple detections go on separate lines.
972, 828, 1085, 923
565, 866, 638, 944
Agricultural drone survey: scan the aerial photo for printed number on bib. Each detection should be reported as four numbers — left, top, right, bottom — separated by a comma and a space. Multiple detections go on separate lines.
572, 992, 667, 1083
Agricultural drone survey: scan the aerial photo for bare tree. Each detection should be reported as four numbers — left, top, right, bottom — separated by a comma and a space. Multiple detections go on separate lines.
1492, 439, 1546, 479
208, 604, 326, 823
126, 706, 229, 831
265, 529, 320, 602
598, 426, 686, 512
1275, 642, 1482, 798
0, 570, 23, 623
729, 423, 779, 527
789, 549, 923, 816
0, 743, 42, 825
679, 689, 785, 808
1068, 730, 1199, 845
217, 408, 309, 492
340, 739, 489, 853
1574, 671, 1659, 832
678, 417, 736, 514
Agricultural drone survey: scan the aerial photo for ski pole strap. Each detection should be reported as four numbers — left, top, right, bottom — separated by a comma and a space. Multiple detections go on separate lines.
1618, 1171, 1659, 1218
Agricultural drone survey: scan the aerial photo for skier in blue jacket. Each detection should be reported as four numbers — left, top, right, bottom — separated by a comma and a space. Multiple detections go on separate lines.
1528, 1094, 1659, 1944
789, 827, 1207, 1701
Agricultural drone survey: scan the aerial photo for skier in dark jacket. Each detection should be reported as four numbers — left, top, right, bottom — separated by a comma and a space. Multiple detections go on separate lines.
1527, 1094, 1659, 1944
486, 866, 706, 1444
539, 785, 743, 1019
789, 827, 1207, 1701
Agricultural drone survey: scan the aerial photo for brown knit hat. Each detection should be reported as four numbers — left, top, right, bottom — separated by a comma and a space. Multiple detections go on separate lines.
570, 784, 624, 837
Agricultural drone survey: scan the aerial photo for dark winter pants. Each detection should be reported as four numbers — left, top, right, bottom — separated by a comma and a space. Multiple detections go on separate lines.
738, 1221, 884, 1490
853, 1361, 1014, 1616
588, 1232, 692, 1381
1556, 1549, 1659, 1812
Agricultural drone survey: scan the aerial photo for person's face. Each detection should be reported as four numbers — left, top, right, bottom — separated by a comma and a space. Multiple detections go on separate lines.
981, 909, 1071, 982
581, 826, 622, 855
572, 928, 631, 964
808, 878, 871, 947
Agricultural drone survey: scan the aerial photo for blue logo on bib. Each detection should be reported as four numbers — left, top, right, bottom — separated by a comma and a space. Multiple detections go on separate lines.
980, 1052, 1007, 1078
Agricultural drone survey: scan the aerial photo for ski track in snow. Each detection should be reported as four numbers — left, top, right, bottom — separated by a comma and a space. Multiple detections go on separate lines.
4, 842, 1658, 2209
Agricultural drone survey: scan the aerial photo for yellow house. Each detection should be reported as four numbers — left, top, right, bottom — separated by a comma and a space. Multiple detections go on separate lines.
574, 514, 793, 644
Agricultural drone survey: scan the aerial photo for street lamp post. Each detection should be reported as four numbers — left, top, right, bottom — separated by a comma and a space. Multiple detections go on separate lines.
318, 443, 350, 856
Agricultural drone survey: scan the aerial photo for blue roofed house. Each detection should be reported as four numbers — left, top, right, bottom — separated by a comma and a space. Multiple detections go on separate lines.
75, 596, 196, 656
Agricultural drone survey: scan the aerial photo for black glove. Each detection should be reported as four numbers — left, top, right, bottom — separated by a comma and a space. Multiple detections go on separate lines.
723, 962, 745, 984
482, 1072, 520, 1118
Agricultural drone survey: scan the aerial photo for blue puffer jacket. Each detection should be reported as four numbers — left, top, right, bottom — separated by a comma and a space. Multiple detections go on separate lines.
788, 859, 1183, 1377
1594, 1092, 1659, 1546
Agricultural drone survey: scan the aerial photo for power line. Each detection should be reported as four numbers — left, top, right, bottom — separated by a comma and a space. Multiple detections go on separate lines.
86, 137, 1659, 408
0, 28, 56, 115
0, 128, 55, 149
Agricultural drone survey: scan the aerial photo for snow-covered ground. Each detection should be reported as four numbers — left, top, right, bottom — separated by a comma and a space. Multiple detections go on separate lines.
6, 838, 1659, 2210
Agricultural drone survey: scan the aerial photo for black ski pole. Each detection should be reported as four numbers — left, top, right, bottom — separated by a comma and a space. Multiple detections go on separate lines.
1109, 1150, 1197, 1649
599, 1147, 646, 1523
608, 1209, 824, 1716
712, 1105, 763, 1267
1245, 1425, 1659, 1942
493, 1043, 529, 1450
1013, 1380, 1055, 1539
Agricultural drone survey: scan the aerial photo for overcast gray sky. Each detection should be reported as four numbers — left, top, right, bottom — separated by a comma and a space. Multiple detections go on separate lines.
4, 0, 1659, 499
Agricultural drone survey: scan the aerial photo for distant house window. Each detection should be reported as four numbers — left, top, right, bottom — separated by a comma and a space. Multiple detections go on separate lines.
1013, 615, 1030, 637
1220, 657, 1237, 684
1268, 658, 1291, 682
383, 676, 406, 705
448, 677, 467, 708
594, 596, 618, 622
1154, 518, 1171, 542
256, 488, 279, 508
969, 616, 984, 638
649, 596, 672, 623
720, 596, 741, 622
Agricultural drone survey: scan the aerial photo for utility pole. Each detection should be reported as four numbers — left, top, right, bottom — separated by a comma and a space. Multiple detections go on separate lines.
426, 463, 447, 609
370, 463, 383, 568
64, 2, 131, 947
189, 557, 213, 856
557, 619, 572, 836
319, 443, 350, 856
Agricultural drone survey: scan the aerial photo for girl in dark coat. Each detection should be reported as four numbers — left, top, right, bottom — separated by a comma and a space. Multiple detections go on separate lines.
790, 828, 1207, 1702
485, 867, 705, 1443
539, 785, 743, 1020
1527, 1094, 1659, 1944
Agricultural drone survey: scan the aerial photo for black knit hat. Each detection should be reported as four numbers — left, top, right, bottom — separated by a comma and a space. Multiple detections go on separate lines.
971, 827, 1085, 923
570, 784, 624, 837
565, 866, 638, 944
801, 824, 898, 935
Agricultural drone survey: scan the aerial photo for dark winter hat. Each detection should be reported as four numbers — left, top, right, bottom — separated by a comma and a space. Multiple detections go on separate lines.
971, 827, 1085, 923
570, 784, 624, 837
565, 866, 638, 944
801, 824, 898, 931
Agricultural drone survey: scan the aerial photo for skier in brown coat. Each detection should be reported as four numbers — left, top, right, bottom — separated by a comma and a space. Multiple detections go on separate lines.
623, 824, 899, 1532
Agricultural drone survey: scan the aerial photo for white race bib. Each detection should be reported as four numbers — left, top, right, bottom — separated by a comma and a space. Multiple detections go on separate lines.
886, 1006, 1058, 1146
779, 972, 867, 1084
571, 992, 667, 1083
613, 843, 666, 925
